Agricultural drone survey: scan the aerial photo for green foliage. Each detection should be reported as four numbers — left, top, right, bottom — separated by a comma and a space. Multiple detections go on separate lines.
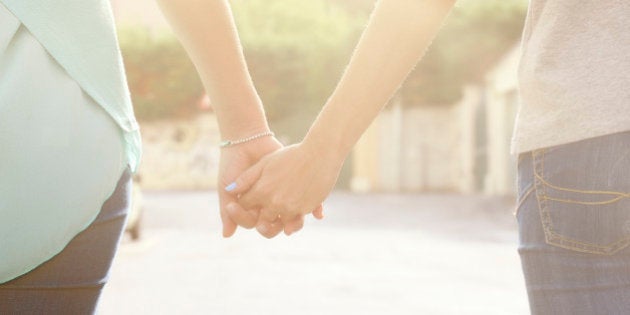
401, 0, 528, 105
118, 0, 527, 122
232, 0, 527, 114
119, 28, 204, 121
231, 0, 364, 123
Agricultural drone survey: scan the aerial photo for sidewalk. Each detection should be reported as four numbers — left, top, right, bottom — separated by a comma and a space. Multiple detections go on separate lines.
99, 191, 529, 315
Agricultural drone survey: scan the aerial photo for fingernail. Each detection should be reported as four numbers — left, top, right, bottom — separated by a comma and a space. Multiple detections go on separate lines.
257, 224, 269, 234
225, 182, 237, 192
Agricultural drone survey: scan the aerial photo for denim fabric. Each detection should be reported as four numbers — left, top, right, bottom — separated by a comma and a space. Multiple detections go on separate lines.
0, 168, 131, 315
516, 131, 630, 314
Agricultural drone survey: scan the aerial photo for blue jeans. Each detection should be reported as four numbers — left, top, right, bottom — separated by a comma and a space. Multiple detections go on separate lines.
0, 168, 130, 314
516, 132, 630, 314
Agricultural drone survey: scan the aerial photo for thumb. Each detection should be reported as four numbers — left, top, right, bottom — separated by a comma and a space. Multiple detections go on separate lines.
224, 162, 265, 195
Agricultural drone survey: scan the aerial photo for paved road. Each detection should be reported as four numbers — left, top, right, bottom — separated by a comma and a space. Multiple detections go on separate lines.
99, 191, 529, 315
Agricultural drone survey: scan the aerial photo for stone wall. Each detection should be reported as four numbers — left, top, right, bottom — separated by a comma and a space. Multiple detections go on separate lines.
137, 113, 221, 190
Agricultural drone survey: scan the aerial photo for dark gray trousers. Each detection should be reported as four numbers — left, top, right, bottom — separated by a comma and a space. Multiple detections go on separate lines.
0, 169, 131, 315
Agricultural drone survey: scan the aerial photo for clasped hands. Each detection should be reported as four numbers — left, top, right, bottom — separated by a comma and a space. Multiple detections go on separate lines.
218, 134, 344, 238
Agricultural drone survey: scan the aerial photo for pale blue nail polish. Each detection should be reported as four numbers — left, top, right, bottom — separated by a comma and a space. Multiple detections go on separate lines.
225, 182, 237, 192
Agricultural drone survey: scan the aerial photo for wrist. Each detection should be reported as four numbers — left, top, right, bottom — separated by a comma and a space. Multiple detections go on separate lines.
221, 132, 282, 159
301, 127, 350, 167
220, 130, 275, 148
218, 112, 270, 141
303, 103, 355, 164
212, 91, 270, 140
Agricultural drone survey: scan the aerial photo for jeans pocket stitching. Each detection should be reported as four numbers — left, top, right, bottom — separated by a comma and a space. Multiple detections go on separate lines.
532, 148, 630, 255
513, 184, 534, 217
534, 162, 630, 204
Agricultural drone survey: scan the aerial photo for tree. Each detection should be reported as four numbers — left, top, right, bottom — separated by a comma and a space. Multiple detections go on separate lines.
119, 28, 204, 120
120, 0, 527, 122
231, 0, 364, 124
401, 0, 528, 105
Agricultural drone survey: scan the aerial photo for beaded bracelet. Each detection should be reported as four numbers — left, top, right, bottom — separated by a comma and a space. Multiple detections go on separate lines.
219, 131, 275, 148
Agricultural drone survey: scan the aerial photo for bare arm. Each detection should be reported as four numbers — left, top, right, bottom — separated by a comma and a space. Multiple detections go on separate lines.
230, 0, 456, 225
156, 0, 268, 138
304, 0, 455, 159
156, 0, 286, 237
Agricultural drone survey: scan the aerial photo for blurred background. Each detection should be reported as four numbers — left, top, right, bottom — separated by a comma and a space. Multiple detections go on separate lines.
100, 0, 530, 314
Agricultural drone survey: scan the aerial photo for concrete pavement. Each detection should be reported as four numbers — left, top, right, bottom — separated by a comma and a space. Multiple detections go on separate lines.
98, 191, 529, 315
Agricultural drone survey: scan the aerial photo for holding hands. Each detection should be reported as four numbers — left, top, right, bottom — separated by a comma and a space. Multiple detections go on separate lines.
216, 134, 283, 238
159, 0, 455, 238
211, 0, 454, 238
223, 140, 343, 238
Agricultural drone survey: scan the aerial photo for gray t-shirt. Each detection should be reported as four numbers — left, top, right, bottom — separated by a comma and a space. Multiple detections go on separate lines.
511, 0, 630, 154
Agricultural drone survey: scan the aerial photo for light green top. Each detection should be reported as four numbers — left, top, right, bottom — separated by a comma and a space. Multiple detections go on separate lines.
0, 0, 141, 283
1, 0, 141, 171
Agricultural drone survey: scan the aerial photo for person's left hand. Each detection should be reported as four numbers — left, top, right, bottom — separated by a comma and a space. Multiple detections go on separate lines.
219, 136, 320, 238
218, 136, 284, 238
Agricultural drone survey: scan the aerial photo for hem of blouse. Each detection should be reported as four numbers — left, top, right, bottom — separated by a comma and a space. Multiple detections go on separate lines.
0, 164, 129, 285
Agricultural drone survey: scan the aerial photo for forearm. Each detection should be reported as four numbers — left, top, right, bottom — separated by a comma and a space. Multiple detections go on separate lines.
156, 0, 268, 139
303, 0, 455, 159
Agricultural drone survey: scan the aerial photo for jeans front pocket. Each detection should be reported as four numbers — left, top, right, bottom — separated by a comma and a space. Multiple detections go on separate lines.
532, 136, 630, 255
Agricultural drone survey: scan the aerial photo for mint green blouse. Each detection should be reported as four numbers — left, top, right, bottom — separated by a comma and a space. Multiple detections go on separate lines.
0, 0, 141, 283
